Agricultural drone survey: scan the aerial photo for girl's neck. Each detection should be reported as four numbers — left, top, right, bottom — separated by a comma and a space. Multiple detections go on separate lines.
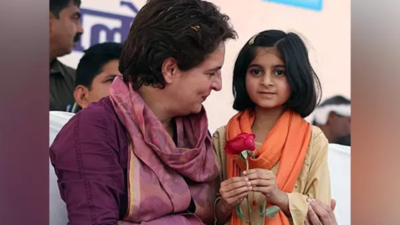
252, 106, 285, 142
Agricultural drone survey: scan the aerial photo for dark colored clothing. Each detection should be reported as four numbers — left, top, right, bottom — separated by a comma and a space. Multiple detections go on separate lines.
50, 98, 129, 224
50, 96, 214, 224
50, 60, 76, 111
335, 134, 351, 146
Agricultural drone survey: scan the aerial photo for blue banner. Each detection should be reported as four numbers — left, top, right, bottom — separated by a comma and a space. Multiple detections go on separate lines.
262, 0, 323, 11
73, 1, 138, 52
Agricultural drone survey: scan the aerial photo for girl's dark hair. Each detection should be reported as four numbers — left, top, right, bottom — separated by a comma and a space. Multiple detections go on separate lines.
232, 30, 322, 118
120, 0, 237, 90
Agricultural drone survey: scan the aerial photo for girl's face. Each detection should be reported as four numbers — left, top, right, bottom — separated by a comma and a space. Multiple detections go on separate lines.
245, 47, 291, 110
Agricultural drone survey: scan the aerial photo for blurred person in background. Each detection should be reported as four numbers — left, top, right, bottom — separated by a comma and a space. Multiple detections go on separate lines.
49, 42, 122, 225
311, 96, 351, 225
312, 95, 351, 146
50, 0, 83, 111
71, 42, 123, 112
335, 134, 350, 146
50, 41, 123, 141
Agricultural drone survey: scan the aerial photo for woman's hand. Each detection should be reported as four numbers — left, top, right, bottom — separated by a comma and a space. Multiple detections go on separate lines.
243, 169, 287, 206
305, 199, 337, 225
219, 176, 252, 210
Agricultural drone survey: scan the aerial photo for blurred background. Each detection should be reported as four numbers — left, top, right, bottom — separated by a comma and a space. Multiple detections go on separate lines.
58, 0, 350, 132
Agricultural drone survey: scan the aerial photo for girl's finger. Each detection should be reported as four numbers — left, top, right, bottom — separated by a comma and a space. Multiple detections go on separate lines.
221, 180, 251, 193
223, 186, 252, 199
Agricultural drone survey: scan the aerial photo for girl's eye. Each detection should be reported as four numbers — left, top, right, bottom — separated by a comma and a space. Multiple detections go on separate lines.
274, 70, 285, 76
251, 69, 262, 75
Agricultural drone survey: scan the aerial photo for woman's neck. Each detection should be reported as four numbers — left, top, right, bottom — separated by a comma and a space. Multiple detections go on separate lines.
252, 106, 285, 142
138, 87, 175, 137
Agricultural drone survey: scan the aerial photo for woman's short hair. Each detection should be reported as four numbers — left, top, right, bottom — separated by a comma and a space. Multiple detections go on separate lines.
120, 0, 237, 90
232, 30, 322, 118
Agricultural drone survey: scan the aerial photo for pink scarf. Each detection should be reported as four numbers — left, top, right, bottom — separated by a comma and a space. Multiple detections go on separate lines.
109, 77, 219, 224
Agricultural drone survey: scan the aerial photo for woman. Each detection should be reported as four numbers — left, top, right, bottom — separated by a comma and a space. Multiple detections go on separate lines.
50, 0, 236, 224
212, 30, 331, 225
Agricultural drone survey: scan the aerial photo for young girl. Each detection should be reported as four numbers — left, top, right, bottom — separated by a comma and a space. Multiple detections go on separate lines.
213, 30, 331, 225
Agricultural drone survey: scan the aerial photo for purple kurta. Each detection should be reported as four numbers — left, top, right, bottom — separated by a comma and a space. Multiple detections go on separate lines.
50, 96, 218, 225
50, 98, 129, 224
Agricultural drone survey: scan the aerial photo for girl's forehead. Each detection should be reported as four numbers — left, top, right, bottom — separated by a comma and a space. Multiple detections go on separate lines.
251, 47, 284, 65
254, 47, 281, 57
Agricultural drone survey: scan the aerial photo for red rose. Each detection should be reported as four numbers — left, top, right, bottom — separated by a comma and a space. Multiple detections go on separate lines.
224, 133, 256, 155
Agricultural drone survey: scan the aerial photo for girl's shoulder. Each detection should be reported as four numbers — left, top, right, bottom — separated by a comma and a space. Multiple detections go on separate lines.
307, 125, 329, 162
211, 125, 329, 157
212, 125, 327, 142
212, 126, 226, 140
310, 125, 329, 147
212, 126, 228, 181
212, 126, 227, 152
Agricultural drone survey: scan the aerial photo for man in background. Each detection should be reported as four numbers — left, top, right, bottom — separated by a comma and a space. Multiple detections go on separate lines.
71, 42, 123, 112
310, 95, 351, 225
336, 134, 350, 146
50, 41, 122, 225
50, 0, 83, 111
312, 95, 351, 145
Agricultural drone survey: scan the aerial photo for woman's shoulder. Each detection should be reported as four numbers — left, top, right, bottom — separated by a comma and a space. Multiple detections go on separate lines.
51, 98, 126, 153
68, 98, 119, 129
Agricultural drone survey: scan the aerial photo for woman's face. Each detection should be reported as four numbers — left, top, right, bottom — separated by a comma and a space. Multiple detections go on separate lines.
168, 43, 226, 115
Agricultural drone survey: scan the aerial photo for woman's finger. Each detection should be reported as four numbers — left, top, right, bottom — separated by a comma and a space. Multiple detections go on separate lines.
313, 201, 336, 224
331, 199, 336, 211
307, 204, 322, 225
304, 216, 311, 225
310, 201, 332, 224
